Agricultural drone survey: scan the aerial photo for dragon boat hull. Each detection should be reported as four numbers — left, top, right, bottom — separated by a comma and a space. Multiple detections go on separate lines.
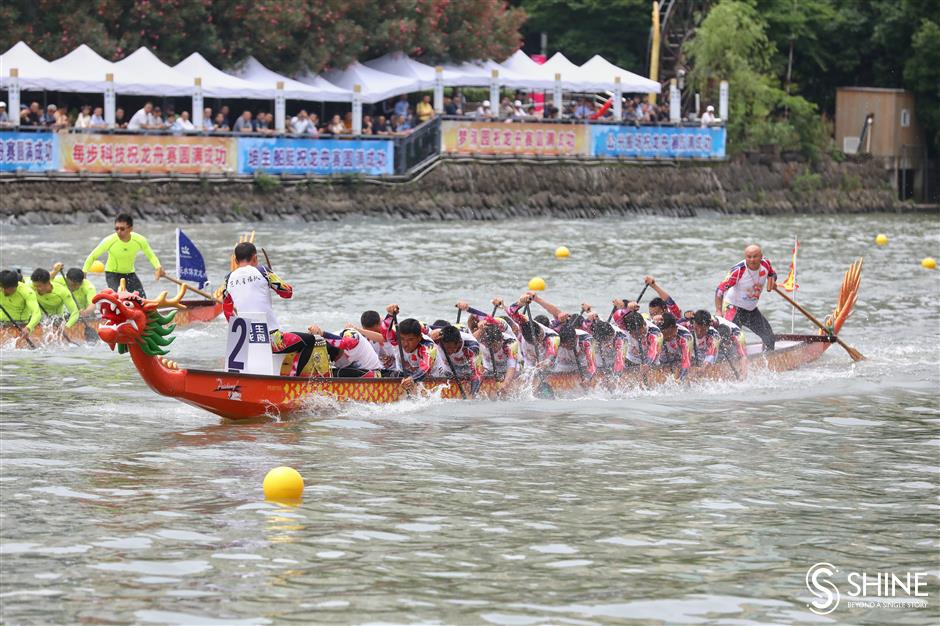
132, 334, 835, 421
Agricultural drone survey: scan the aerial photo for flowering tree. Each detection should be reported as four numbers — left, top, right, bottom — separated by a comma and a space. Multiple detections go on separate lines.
0, 0, 525, 74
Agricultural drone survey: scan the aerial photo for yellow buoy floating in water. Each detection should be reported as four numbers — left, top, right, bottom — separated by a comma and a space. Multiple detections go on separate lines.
555, 246, 570, 258
875, 234, 888, 246
528, 276, 546, 291
89, 260, 105, 273
263, 466, 304, 502
922, 257, 937, 270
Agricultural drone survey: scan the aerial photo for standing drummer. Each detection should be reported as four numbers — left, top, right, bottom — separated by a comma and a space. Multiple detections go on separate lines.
83, 213, 164, 297
715, 244, 777, 351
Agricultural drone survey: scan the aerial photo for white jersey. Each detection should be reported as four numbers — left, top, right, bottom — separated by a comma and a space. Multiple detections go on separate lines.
518, 322, 558, 367
368, 337, 399, 370
551, 329, 593, 373
225, 265, 281, 331
480, 331, 519, 375
430, 332, 480, 378
333, 329, 382, 371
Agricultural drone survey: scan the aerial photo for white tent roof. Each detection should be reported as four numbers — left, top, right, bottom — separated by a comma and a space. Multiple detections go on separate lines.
438, 59, 541, 89
1, 41, 105, 92
540, 52, 610, 92
230, 57, 350, 101
174, 53, 274, 99
50, 44, 115, 86
112, 47, 196, 96
580, 54, 661, 93
364, 52, 467, 89
319, 61, 420, 104
500, 50, 565, 90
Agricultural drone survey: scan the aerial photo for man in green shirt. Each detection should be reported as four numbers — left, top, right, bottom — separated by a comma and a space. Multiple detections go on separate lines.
29, 268, 79, 329
51, 264, 97, 315
0, 269, 41, 338
83, 213, 164, 298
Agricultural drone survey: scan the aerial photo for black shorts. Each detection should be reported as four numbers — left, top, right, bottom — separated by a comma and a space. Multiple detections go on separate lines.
106, 272, 146, 298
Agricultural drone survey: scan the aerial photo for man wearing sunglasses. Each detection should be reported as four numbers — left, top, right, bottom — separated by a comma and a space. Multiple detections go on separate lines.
83, 213, 164, 297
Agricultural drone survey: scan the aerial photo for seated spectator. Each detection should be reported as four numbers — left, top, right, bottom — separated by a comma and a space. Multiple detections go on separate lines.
394, 94, 409, 119
513, 100, 527, 117
219, 105, 231, 128
372, 114, 389, 134
290, 110, 314, 135
701, 105, 719, 126
343, 111, 354, 131
52, 106, 70, 129
443, 96, 457, 116
24, 102, 41, 126
574, 98, 593, 119
90, 106, 107, 128
452, 89, 466, 115
416, 94, 434, 123
475, 100, 492, 118
114, 107, 127, 128
0, 101, 9, 127
255, 111, 272, 134
498, 97, 513, 118
327, 114, 345, 135
152, 106, 166, 129
213, 112, 229, 131
202, 107, 214, 131
40, 104, 58, 127
174, 111, 195, 131
128, 102, 155, 131
362, 115, 373, 135
308, 113, 320, 137
74, 104, 93, 129
396, 114, 413, 133
166, 113, 180, 133
233, 110, 254, 133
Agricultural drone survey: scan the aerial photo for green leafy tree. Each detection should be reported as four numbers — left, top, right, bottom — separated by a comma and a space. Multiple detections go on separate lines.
904, 18, 940, 147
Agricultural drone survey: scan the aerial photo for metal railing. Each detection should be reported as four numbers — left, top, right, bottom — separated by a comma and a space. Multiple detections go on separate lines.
393, 117, 441, 175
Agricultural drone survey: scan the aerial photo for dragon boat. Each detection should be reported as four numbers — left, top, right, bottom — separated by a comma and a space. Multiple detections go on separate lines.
92, 261, 862, 421
1, 298, 222, 348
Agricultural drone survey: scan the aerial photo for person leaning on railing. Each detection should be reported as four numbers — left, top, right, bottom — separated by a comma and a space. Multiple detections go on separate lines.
0, 101, 10, 128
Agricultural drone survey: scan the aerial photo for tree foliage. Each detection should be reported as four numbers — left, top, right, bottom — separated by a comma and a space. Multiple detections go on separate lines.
0, 0, 526, 74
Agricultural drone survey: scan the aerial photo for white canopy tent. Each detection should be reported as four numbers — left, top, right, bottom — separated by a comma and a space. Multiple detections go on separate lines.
1, 41, 105, 92
230, 57, 351, 102
50, 44, 116, 88
319, 61, 421, 104
111, 47, 197, 96
542, 52, 611, 92
579, 54, 661, 93
364, 52, 465, 89
173, 53, 274, 99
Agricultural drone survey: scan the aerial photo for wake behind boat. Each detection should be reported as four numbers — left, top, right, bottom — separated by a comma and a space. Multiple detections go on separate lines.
91, 260, 862, 421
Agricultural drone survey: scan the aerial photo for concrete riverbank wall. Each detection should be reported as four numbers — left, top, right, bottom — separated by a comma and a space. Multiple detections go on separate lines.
0, 157, 906, 225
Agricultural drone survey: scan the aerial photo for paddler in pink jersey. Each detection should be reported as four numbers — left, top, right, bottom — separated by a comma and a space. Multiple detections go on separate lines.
715, 244, 777, 351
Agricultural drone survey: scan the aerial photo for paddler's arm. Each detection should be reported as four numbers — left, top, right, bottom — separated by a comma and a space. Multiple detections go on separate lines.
83, 234, 116, 272
80, 280, 97, 315
136, 233, 163, 274
345, 324, 384, 344
531, 293, 566, 323
50, 262, 64, 280
60, 285, 79, 328
24, 288, 41, 332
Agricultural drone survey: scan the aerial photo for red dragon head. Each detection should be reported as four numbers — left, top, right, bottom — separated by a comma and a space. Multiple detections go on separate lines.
92, 280, 188, 355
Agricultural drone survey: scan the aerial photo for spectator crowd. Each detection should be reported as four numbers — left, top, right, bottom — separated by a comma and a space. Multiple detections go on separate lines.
0, 90, 718, 134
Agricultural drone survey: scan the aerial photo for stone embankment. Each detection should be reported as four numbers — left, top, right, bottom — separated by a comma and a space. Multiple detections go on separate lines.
0, 157, 905, 225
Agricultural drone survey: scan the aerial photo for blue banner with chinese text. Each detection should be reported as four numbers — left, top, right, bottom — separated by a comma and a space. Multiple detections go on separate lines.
237, 137, 394, 175
591, 126, 726, 159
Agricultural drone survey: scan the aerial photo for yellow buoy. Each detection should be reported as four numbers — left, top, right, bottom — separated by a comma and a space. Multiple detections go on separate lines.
528, 276, 546, 291
89, 260, 105, 273
555, 246, 570, 258
922, 257, 937, 270
875, 234, 888, 246
263, 466, 304, 502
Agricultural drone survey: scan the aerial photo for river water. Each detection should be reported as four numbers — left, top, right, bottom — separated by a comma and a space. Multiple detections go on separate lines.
0, 214, 938, 625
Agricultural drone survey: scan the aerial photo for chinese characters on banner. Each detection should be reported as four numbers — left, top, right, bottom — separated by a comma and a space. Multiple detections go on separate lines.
0, 132, 59, 171
237, 137, 394, 176
59, 134, 237, 173
591, 126, 726, 159
441, 121, 589, 156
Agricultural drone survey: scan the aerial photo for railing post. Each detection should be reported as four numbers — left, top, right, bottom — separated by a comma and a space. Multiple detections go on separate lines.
8, 69, 20, 128
104, 72, 116, 128
613, 76, 623, 120
669, 78, 680, 123
719, 80, 729, 122
553, 72, 563, 119
434, 66, 444, 114
275, 81, 286, 133
489, 70, 500, 117
192, 77, 204, 129
352, 84, 362, 135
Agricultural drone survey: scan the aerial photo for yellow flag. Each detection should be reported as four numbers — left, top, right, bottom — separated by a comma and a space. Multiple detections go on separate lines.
781, 239, 799, 292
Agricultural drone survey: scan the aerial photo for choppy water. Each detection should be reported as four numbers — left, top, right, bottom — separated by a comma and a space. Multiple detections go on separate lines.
1, 214, 938, 625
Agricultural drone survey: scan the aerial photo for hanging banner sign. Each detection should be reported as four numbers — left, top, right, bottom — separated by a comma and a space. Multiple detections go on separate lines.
441, 120, 589, 156
0, 132, 59, 171
59, 133, 237, 173
591, 125, 726, 159
237, 137, 394, 175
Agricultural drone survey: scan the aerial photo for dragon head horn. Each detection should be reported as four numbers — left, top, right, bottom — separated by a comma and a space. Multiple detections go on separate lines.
146, 283, 189, 310
118, 277, 127, 292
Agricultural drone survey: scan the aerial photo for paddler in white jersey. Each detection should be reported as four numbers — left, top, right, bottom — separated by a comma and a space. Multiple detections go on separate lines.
222, 242, 321, 376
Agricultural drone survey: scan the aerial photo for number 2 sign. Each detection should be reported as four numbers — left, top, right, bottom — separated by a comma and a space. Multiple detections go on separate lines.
227, 313, 275, 374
